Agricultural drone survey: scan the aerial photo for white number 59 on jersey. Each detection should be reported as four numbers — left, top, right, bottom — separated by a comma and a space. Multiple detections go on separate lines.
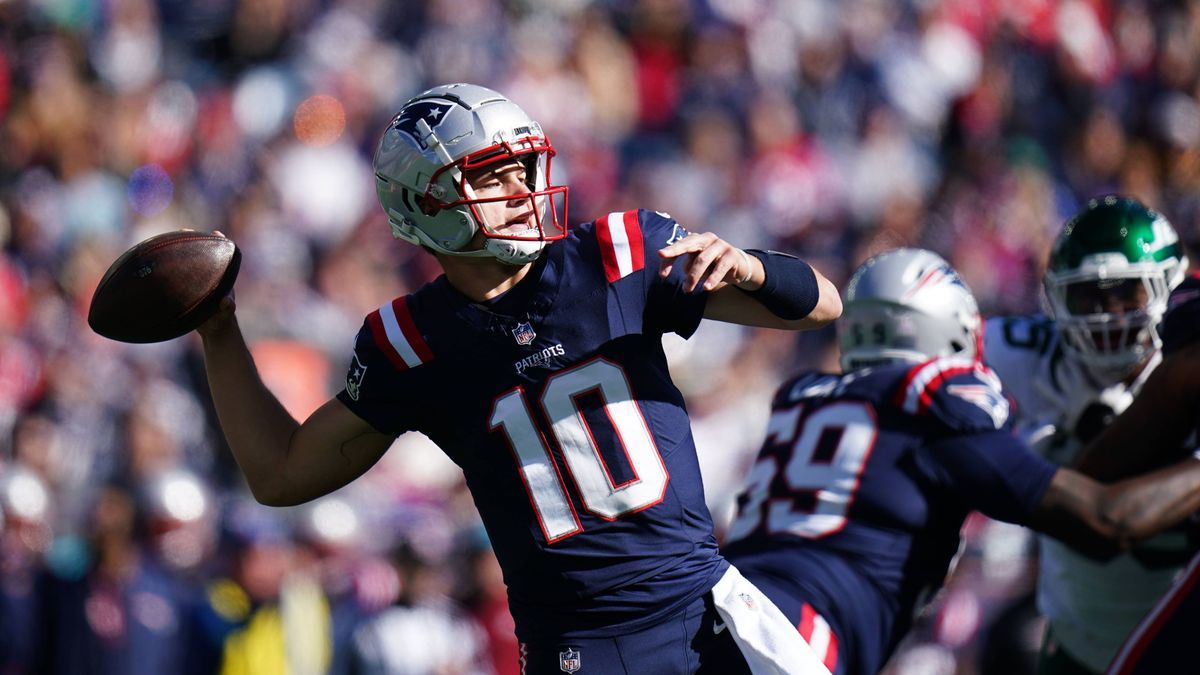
726, 401, 878, 543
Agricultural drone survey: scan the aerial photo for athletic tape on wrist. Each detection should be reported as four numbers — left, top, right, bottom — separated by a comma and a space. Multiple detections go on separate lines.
735, 249, 754, 285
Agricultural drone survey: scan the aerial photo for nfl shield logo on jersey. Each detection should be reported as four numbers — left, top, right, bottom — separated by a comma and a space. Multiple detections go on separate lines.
559, 648, 581, 673
512, 321, 537, 346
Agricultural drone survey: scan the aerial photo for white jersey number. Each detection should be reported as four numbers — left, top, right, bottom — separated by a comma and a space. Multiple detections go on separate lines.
727, 401, 877, 542
489, 359, 668, 543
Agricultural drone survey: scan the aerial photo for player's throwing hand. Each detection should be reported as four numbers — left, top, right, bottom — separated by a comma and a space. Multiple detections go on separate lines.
658, 232, 762, 292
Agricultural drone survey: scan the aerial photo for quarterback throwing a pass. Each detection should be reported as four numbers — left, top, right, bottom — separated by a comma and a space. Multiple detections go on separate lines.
196, 84, 841, 674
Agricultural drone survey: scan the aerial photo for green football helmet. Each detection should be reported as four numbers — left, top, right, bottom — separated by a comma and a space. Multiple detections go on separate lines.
1044, 196, 1188, 380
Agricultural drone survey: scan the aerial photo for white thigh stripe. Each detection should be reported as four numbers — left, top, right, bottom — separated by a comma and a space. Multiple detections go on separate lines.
712, 566, 832, 675
808, 615, 832, 664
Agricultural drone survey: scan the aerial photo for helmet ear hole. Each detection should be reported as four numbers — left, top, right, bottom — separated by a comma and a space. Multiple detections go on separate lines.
400, 188, 417, 214
416, 193, 442, 216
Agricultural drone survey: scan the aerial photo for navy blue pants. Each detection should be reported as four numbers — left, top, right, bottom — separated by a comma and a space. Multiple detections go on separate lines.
1106, 552, 1200, 675
518, 593, 751, 675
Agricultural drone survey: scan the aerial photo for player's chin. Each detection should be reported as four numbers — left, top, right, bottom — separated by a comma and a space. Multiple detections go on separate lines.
491, 223, 536, 238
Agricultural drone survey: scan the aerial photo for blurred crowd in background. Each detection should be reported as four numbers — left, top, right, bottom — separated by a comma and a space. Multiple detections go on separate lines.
2, 0, 1200, 673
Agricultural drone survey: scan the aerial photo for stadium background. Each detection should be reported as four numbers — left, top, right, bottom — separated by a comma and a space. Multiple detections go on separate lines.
1, 0, 1198, 672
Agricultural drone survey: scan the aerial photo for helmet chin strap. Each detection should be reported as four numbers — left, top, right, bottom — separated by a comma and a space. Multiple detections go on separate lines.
484, 237, 546, 265
387, 209, 545, 265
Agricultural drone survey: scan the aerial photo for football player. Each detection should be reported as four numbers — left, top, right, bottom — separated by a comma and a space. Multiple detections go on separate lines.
983, 196, 1191, 675
1072, 273, 1200, 675
721, 248, 1200, 675
194, 84, 842, 675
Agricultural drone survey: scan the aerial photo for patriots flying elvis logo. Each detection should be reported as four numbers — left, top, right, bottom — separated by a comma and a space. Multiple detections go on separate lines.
946, 383, 1010, 429
392, 100, 455, 150
346, 352, 367, 401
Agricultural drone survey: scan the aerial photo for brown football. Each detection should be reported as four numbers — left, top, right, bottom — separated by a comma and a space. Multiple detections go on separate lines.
88, 231, 241, 343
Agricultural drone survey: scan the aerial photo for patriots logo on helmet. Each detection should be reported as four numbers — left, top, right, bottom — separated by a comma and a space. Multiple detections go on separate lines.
902, 264, 966, 301
392, 100, 455, 150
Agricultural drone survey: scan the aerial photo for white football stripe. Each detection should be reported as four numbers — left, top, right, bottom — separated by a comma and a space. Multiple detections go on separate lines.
379, 301, 423, 368
808, 613, 832, 662
604, 212, 634, 278
901, 357, 976, 414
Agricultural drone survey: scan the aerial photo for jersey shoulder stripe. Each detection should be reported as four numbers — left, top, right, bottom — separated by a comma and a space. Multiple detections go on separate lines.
367, 296, 433, 370
895, 356, 988, 415
595, 211, 645, 282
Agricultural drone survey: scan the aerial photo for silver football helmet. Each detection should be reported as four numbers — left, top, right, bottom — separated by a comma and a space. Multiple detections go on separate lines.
373, 83, 569, 265
839, 248, 981, 372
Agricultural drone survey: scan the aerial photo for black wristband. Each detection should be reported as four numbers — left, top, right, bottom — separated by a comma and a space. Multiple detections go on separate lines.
742, 249, 820, 320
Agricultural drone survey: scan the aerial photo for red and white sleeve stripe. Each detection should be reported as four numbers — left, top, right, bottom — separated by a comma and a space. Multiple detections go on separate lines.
367, 296, 433, 370
895, 357, 979, 415
595, 211, 645, 283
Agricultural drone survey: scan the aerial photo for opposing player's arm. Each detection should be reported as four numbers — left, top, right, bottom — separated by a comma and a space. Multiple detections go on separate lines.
1028, 458, 1200, 560
923, 428, 1200, 561
656, 232, 842, 329
1075, 342, 1200, 481
198, 299, 393, 506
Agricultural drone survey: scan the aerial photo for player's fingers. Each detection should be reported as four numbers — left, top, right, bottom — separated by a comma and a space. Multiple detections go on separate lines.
703, 253, 738, 291
658, 232, 715, 260
197, 296, 237, 338
685, 241, 731, 291
659, 233, 710, 278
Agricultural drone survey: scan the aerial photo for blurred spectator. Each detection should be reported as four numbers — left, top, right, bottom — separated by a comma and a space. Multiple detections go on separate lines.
37, 481, 193, 675
349, 540, 492, 675
0, 464, 51, 674
189, 501, 331, 675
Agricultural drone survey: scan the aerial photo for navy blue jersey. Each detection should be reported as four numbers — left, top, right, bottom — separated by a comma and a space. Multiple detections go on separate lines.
722, 358, 1058, 675
336, 210, 727, 641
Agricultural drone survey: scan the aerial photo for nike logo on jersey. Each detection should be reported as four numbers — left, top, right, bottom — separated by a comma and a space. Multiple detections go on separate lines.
713, 619, 728, 635
514, 343, 566, 374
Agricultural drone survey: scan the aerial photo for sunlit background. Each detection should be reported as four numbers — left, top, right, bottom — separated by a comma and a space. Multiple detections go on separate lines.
1, 0, 1199, 673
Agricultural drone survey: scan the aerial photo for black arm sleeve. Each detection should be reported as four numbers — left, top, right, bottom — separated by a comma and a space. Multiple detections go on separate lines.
741, 249, 820, 320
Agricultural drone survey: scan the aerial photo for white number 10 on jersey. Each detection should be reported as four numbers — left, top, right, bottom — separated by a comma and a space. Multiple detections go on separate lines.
489, 359, 669, 543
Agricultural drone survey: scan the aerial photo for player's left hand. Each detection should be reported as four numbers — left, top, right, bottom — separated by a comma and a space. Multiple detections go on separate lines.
658, 232, 759, 292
